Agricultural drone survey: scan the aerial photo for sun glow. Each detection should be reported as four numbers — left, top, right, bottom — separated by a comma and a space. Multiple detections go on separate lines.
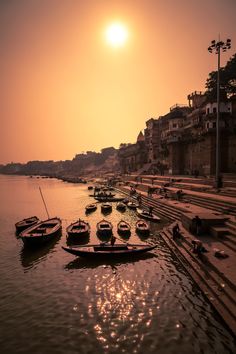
105, 22, 128, 47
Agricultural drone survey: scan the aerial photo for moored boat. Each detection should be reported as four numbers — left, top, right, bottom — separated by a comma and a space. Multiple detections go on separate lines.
85, 203, 97, 213
101, 203, 112, 213
117, 220, 131, 236
136, 219, 150, 235
127, 201, 139, 209
96, 219, 113, 237
66, 219, 90, 240
136, 208, 160, 222
95, 196, 124, 202
19, 217, 62, 246
15, 216, 39, 233
116, 202, 126, 211
62, 243, 157, 258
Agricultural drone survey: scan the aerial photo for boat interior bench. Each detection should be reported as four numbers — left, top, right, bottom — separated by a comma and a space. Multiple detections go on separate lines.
94, 245, 128, 251
30, 227, 46, 233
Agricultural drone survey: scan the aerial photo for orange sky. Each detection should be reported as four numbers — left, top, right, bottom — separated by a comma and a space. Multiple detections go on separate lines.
1, 0, 235, 164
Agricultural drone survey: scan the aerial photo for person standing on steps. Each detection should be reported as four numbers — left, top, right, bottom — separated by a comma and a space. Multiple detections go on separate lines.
137, 194, 142, 205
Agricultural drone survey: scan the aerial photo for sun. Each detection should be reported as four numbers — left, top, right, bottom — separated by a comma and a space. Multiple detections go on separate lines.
105, 22, 128, 47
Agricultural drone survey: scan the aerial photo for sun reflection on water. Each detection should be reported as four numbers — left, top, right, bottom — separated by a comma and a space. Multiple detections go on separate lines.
87, 268, 156, 350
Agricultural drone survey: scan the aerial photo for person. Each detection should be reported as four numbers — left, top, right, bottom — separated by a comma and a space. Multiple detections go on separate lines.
110, 234, 116, 247
149, 206, 154, 215
172, 223, 180, 240
176, 189, 183, 201
137, 194, 142, 205
195, 215, 202, 235
192, 215, 202, 235
192, 239, 202, 255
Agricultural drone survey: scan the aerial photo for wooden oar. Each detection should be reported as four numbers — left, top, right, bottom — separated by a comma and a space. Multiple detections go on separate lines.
39, 186, 50, 219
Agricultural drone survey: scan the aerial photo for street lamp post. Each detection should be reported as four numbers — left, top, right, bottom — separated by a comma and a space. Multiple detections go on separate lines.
208, 38, 231, 189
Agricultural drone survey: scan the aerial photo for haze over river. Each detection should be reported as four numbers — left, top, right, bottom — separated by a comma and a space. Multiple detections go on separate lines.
0, 175, 235, 354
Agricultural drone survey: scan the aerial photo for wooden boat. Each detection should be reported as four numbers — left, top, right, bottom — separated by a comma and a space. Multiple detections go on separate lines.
116, 202, 126, 211
101, 203, 112, 213
19, 217, 62, 246
117, 220, 131, 236
66, 219, 90, 240
136, 208, 160, 222
87, 186, 93, 190
85, 203, 97, 213
15, 216, 39, 233
96, 219, 113, 237
136, 220, 150, 235
95, 196, 124, 202
96, 191, 116, 197
127, 201, 139, 210
62, 243, 157, 259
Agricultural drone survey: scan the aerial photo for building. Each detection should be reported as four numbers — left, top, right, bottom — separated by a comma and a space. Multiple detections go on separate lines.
118, 91, 236, 176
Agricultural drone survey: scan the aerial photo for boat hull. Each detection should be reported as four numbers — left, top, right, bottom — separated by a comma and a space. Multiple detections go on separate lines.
62, 244, 157, 258
95, 197, 124, 202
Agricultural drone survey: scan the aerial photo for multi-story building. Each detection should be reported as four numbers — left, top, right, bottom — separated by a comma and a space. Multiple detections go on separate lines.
118, 91, 236, 175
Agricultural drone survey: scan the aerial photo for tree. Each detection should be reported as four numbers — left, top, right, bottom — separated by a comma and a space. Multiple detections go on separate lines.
205, 53, 236, 99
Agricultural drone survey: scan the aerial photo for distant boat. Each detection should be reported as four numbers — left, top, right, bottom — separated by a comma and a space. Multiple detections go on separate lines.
62, 243, 157, 259
87, 186, 93, 190
127, 201, 139, 210
19, 217, 62, 246
136, 220, 150, 235
15, 216, 39, 233
96, 219, 113, 237
117, 220, 131, 236
95, 196, 124, 202
101, 203, 112, 213
136, 208, 160, 222
116, 202, 126, 211
85, 203, 97, 213
66, 219, 90, 241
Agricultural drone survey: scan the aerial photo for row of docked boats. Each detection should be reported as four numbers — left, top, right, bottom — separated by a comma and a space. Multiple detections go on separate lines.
85, 201, 160, 222
67, 218, 150, 240
15, 216, 150, 246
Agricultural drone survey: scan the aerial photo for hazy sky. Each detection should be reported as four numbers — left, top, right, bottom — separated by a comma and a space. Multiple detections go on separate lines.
1, 0, 235, 164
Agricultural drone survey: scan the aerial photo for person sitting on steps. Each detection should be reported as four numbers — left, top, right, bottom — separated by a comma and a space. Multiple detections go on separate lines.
172, 223, 180, 240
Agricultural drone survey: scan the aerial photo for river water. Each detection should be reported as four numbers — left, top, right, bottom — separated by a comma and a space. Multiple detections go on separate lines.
0, 174, 235, 354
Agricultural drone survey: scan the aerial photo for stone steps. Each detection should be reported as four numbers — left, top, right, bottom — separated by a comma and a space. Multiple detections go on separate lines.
158, 226, 236, 336
210, 226, 230, 238
116, 186, 182, 222
126, 177, 236, 217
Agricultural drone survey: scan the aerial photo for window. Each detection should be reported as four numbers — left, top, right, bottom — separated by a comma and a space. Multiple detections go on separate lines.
213, 107, 217, 114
